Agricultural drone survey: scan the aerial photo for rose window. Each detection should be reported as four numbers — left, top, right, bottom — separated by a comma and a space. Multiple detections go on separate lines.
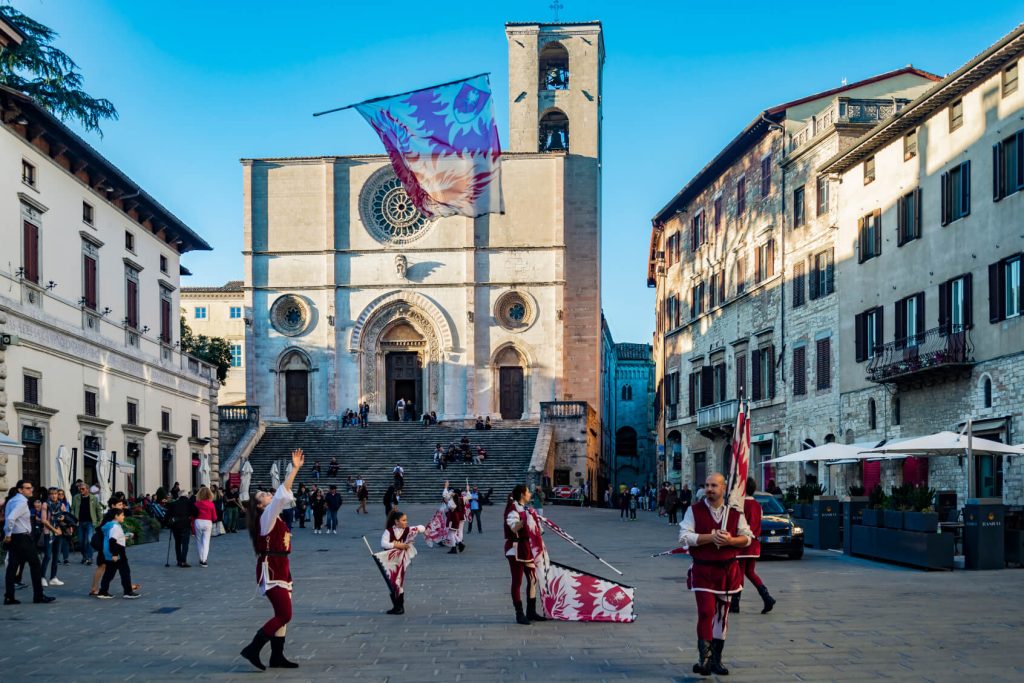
359, 167, 434, 245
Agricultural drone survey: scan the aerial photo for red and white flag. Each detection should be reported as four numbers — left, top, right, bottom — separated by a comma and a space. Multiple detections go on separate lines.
727, 401, 751, 512
542, 562, 636, 623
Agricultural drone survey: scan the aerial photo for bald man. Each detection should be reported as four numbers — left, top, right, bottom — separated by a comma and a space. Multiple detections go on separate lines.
679, 472, 753, 676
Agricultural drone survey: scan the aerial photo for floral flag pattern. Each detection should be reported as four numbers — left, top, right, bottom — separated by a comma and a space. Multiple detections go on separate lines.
542, 561, 636, 623
369, 528, 421, 596
354, 74, 504, 218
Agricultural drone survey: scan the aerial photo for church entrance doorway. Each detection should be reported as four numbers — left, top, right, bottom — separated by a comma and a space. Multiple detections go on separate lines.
499, 366, 524, 420
386, 352, 421, 421
285, 370, 308, 422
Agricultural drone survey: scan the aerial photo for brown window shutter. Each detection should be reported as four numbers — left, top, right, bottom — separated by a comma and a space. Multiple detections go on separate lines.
127, 279, 139, 328
767, 239, 775, 277
857, 217, 866, 264
793, 347, 806, 396
941, 172, 950, 226
873, 209, 882, 256
962, 160, 971, 216
23, 221, 40, 283
913, 188, 922, 239
993, 142, 1004, 201
963, 273, 973, 328
989, 262, 1003, 322
767, 345, 777, 399
875, 307, 884, 353
735, 354, 746, 399
701, 366, 714, 408
938, 281, 950, 334
895, 299, 907, 347
688, 373, 696, 416
751, 350, 762, 401
816, 338, 831, 390
916, 292, 926, 336
897, 195, 907, 247
84, 255, 97, 310
855, 312, 866, 362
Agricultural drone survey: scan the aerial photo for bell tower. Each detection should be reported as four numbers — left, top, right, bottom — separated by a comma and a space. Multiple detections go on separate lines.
505, 21, 604, 158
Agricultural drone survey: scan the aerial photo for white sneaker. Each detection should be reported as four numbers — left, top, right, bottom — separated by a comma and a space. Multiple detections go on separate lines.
333, 530, 338, 534
48, 577, 64, 586
41, 578, 48, 587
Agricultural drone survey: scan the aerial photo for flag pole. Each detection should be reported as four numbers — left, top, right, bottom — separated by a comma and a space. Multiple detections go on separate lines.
313, 72, 493, 117
538, 515, 624, 575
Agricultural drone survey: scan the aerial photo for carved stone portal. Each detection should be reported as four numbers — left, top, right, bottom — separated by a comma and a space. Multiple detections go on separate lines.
359, 302, 443, 417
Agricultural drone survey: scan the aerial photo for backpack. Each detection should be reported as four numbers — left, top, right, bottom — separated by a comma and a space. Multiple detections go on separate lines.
90, 527, 105, 553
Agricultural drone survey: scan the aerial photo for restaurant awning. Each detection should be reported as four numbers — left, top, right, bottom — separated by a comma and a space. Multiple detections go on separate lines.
859, 431, 1024, 457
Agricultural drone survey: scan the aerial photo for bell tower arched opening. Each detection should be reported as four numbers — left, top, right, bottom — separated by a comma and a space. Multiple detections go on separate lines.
539, 41, 569, 90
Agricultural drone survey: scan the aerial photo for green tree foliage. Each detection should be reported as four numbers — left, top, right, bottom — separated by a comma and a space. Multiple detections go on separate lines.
0, 4, 117, 135
180, 316, 233, 385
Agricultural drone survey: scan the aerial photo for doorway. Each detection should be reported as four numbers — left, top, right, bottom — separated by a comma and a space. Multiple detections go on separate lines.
285, 370, 309, 422
386, 352, 421, 421
21, 425, 42, 487
499, 366, 524, 419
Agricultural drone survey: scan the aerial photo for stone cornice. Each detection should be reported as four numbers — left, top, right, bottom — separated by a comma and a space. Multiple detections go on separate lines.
13, 401, 59, 418
77, 414, 114, 429
121, 423, 151, 436
157, 430, 183, 442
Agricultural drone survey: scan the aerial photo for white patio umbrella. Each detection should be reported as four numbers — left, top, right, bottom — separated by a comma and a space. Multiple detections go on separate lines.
199, 452, 212, 488
96, 450, 112, 508
240, 460, 254, 502
54, 445, 72, 491
270, 461, 281, 490
763, 442, 867, 464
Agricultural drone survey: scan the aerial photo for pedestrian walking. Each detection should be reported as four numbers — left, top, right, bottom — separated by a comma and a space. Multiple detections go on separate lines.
392, 464, 404, 490
357, 483, 369, 515
325, 486, 342, 534
54, 489, 73, 563
731, 477, 776, 615
96, 507, 141, 599
72, 483, 103, 565
378, 510, 426, 615
225, 486, 242, 533
396, 397, 406, 422
212, 485, 226, 536
239, 448, 304, 671
666, 485, 680, 525
193, 486, 215, 568
311, 490, 326, 534
468, 486, 482, 533
88, 497, 129, 596
679, 473, 753, 676
531, 486, 545, 518
295, 484, 309, 530
383, 485, 398, 518
167, 491, 196, 568
3, 480, 56, 605
39, 488, 66, 586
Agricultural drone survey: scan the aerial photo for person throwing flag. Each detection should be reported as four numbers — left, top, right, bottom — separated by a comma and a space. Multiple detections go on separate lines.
679, 472, 753, 676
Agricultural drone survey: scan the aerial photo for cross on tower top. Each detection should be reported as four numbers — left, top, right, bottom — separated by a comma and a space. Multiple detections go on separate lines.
549, 1, 564, 22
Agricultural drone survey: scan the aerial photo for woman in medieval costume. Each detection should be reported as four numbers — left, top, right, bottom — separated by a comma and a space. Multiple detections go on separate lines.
378, 509, 426, 615
239, 448, 304, 671
504, 484, 547, 625
445, 486, 467, 554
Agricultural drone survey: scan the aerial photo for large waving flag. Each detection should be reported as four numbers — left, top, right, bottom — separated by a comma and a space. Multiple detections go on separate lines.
727, 401, 751, 513
351, 74, 504, 218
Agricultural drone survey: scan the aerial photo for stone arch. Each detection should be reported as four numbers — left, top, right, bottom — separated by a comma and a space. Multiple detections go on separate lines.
539, 41, 569, 91
350, 290, 454, 353
979, 372, 994, 408
489, 341, 534, 420
277, 346, 313, 371
539, 107, 569, 152
275, 347, 315, 421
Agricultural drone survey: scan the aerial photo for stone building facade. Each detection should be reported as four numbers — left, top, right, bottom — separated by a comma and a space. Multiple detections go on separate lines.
0, 85, 218, 495
180, 281, 246, 405
242, 22, 604, 489
648, 69, 938, 491
600, 316, 655, 490
822, 25, 1024, 505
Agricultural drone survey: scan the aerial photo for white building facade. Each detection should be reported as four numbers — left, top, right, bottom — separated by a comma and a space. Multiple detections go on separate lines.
180, 281, 246, 406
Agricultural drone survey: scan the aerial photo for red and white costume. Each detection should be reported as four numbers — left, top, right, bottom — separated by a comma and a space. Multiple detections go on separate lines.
378, 525, 426, 596
257, 485, 295, 594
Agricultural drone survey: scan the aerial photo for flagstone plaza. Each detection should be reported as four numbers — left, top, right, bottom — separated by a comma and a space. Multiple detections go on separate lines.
1, 503, 1022, 682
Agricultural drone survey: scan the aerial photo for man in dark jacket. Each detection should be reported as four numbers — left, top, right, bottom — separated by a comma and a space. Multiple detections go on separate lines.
167, 492, 196, 567
324, 486, 343, 534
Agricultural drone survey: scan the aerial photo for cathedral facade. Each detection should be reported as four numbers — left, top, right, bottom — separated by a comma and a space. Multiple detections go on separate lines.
242, 21, 603, 424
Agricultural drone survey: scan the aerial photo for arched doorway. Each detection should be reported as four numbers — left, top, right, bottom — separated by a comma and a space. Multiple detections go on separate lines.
495, 346, 526, 420
382, 322, 424, 421
279, 350, 311, 422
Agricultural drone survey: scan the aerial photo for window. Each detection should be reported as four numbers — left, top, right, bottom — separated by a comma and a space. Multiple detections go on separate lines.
690, 280, 705, 319
760, 155, 771, 197
941, 161, 971, 224
896, 292, 926, 348
904, 130, 918, 161
191, 417, 200, 439
84, 389, 97, 417
22, 220, 40, 284
816, 337, 831, 390
127, 400, 138, 426
159, 286, 172, 343
230, 344, 243, 367
82, 202, 94, 225
22, 160, 35, 187
949, 99, 964, 131
160, 254, 168, 274
687, 369, 701, 415
229, 306, 242, 319
713, 196, 723, 234
989, 253, 1022, 321
1004, 62, 1019, 97
751, 345, 775, 401
983, 377, 992, 408
615, 427, 638, 457
735, 352, 747, 400
793, 186, 805, 227
125, 231, 135, 252
897, 189, 922, 246
809, 248, 835, 299
23, 374, 39, 405
82, 241, 98, 311
755, 238, 775, 283
125, 267, 140, 330
793, 262, 806, 308
816, 177, 829, 216
712, 362, 727, 403
993, 130, 1024, 201
734, 256, 746, 295
690, 211, 706, 251
893, 397, 901, 426
708, 270, 725, 309
666, 295, 680, 329
194, 306, 207, 320
664, 372, 679, 420
793, 346, 806, 396
161, 409, 171, 433
868, 398, 877, 430
539, 110, 569, 151
939, 274, 973, 333
621, 385, 632, 401
855, 306, 884, 362
858, 210, 882, 262
864, 156, 876, 184
736, 176, 746, 215
539, 42, 569, 90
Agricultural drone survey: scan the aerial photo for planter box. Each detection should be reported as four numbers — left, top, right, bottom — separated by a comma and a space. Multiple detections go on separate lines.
903, 512, 939, 533
808, 497, 842, 549
1005, 529, 1024, 566
861, 508, 882, 527
851, 525, 954, 570
883, 510, 905, 530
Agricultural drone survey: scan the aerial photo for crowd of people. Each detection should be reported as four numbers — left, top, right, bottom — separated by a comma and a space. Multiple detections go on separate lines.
432, 438, 488, 469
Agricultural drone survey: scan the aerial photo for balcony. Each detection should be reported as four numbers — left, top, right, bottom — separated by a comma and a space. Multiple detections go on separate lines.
219, 405, 261, 423
867, 325, 974, 386
697, 399, 739, 438
788, 97, 911, 153
541, 401, 589, 420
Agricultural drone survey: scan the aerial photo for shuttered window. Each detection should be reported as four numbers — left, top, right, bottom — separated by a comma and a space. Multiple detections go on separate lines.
939, 273, 973, 333
23, 221, 40, 284
160, 287, 172, 343
855, 307, 884, 362
816, 337, 831, 390
895, 292, 926, 348
897, 189, 922, 246
737, 176, 746, 215
735, 353, 746, 401
83, 253, 98, 310
793, 346, 806, 396
940, 161, 971, 225
23, 374, 39, 405
989, 253, 1022, 322
858, 210, 882, 262
793, 262, 806, 308
993, 130, 1024, 202
809, 248, 835, 299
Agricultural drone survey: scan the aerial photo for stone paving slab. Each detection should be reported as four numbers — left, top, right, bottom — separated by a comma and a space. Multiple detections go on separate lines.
2, 503, 1023, 681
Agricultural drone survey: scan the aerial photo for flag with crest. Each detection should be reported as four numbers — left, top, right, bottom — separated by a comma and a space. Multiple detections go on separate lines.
727, 401, 751, 513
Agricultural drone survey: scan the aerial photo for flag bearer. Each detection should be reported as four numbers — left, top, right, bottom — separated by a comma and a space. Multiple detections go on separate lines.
732, 477, 776, 614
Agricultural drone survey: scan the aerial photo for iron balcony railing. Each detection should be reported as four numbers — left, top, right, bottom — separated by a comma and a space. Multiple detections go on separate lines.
867, 325, 974, 383
697, 399, 739, 431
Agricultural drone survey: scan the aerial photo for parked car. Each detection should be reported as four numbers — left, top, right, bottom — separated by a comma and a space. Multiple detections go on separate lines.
549, 485, 580, 504
754, 492, 805, 560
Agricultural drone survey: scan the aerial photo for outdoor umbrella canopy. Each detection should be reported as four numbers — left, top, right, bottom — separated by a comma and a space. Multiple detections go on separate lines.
97, 450, 112, 507
763, 442, 866, 464
199, 453, 212, 488
240, 460, 253, 502
55, 445, 72, 491
859, 431, 1024, 457
270, 461, 280, 490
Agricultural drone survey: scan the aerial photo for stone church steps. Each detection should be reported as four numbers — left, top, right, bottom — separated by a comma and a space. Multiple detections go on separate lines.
245, 422, 538, 503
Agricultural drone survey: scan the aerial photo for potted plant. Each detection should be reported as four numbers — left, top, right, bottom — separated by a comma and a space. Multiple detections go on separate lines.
903, 484, 939, 533
848, 485, 865, 498
862, 485, 885, 527
883, 483, 913, 530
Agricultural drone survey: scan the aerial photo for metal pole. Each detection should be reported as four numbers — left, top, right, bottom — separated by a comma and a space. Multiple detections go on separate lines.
966, 417, 973, 500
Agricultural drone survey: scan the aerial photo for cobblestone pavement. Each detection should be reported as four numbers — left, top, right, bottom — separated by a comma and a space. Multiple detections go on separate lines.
2, 501, 1023, 682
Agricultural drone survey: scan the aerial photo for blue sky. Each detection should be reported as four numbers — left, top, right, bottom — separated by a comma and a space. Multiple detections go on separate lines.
19, 1, 1024, 344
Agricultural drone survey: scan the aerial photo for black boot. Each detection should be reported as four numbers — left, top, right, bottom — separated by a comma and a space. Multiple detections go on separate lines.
710, 638, 729, 675
729, 592, 740, 613
757, 584, 776, 614
514, 601, 530, 625
240, 629, 271, 671
386, 592, 401, 615
526, 597, 546, 622
269, 635, 299, 668
692, 639, 712, 676
457, 542, 465, 553
390, 593, 405, 615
